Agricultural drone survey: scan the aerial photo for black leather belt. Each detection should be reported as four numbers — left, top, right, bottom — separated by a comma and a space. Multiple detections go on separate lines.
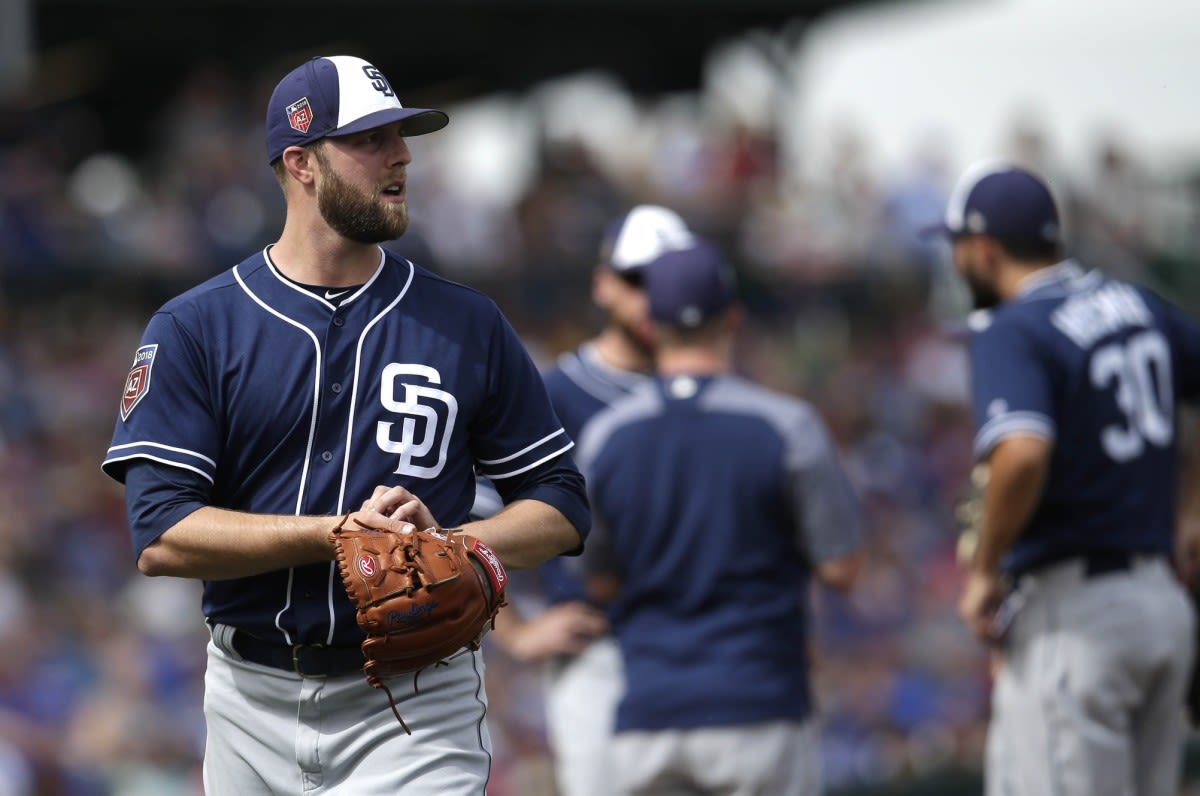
1017, 550, 1146, 582
231, 631, 364, 677
1081, 550, 1135, 578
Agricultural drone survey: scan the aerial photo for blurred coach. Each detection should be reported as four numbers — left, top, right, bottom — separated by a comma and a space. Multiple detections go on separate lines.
576, 239, 865, 796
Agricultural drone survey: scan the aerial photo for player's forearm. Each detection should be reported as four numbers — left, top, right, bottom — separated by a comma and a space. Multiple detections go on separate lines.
138, 506, 336, 580
973, 436, 1050, 574
461, 499, 581, 570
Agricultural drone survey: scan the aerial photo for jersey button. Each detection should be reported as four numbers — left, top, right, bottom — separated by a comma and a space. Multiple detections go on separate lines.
321, 451, 333, 462
331, 383, 342, 393
332, 317, 345, 327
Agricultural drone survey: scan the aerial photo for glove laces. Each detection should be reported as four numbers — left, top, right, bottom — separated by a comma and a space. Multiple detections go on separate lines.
375, 659, 452, 735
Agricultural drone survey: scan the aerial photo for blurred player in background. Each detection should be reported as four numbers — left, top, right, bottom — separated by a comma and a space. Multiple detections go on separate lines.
482, 204, 696, 796
576, 239, 865, 795
102, 55, 589, 794
935, 161, 1200, 796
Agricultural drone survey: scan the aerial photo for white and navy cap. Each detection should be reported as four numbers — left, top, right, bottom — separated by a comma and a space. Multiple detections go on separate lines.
599, 205, 696, 277
645, 239, 737, 328
926, 160, 1062, 246
265, 55, 449, 164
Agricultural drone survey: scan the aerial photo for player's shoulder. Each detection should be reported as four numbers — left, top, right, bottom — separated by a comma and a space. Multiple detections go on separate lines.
542, 348, 583, 381
972, 261, 1095, 333
154, 259, 250, 319
575, 382, 661, 455
969, 291, 1060, 344
404, 256, 501, 311
706, 374, 825, 430
593, 380, 661, 427
1125, 278, 1195, 320
539, 354, 575, 396
543, 343, 648, 399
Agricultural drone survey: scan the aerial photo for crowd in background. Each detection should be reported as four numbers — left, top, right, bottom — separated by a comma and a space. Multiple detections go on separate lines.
1, 52, 1200, 796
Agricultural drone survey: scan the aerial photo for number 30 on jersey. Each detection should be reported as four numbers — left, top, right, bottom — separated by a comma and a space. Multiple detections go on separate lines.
1091, 330, 1173, 462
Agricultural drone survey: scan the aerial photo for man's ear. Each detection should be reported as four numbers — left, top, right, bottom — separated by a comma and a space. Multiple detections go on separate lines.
979, 236, 1006, 271
281, 146, 317, 185
591, 266, 616, 310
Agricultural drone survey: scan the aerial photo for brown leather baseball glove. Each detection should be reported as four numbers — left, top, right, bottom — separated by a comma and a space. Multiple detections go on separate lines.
330, 518, 508, 732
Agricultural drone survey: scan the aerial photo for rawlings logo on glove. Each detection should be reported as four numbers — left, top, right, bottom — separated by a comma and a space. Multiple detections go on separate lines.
330, 517, 508, 732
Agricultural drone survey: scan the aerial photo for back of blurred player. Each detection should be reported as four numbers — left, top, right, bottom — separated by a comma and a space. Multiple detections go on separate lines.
938, 162, 1200, 795
482, 205, 696, 796
576, 239, 865, 795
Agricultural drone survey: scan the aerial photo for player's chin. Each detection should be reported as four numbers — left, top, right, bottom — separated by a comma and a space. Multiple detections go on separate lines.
380, 206, 410, 238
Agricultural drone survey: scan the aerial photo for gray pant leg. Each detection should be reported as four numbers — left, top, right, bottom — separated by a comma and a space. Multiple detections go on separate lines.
1130, 563, 1195, 796
990, 558, 1194, 796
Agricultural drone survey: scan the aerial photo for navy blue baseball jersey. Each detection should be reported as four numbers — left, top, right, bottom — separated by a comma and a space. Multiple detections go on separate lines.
542, 343, 651, 444
576, 373, 863, 732
529, 342, 653, 604
969, 261, 1200, 575
103, 248, 586, 646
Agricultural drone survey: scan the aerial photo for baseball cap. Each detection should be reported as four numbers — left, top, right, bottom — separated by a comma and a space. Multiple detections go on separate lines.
265, 55, 449, 164
599, 205, 696, 278
924, 161, 1061, 246
645, 240, 737, 328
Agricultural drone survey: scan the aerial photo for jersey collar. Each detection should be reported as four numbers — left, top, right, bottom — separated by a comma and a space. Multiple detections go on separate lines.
1014, 259, 1086, 300
578, 342, 651, 390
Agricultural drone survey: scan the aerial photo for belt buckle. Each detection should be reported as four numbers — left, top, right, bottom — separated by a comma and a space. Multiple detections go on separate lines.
291, 643, 327, 677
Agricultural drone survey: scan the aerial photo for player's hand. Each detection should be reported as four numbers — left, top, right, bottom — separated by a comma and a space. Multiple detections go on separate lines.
958, 569, 1007, 644
361, 484, 438, 534
1176, 518, 1200, 588
506, 602, 609, 662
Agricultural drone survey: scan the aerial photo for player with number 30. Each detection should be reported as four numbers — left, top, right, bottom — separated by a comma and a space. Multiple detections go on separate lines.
927, 162, 1200, 796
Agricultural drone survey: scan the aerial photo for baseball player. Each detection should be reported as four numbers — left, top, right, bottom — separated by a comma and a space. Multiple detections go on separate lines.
482, 204, 697, 796
931, 161, 1200, 795
101, 54, 589, 794
576, 239, 865, 796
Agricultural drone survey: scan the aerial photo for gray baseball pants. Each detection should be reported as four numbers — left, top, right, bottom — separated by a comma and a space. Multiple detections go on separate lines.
985, 556, 1194, 796
203, 624, 494, 795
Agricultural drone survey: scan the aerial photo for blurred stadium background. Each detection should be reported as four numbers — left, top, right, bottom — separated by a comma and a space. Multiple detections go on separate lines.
2, 0, 1200, 793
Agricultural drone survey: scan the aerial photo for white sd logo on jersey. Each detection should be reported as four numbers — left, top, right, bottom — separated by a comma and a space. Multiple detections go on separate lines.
376, 364, 458, 478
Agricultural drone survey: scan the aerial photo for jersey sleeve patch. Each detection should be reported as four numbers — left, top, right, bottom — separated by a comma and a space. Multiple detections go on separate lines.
120, 344, 159, 421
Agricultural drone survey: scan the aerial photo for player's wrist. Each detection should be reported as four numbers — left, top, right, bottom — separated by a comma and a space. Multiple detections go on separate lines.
967, 564, 1003, 586
968, 542, 1004, 577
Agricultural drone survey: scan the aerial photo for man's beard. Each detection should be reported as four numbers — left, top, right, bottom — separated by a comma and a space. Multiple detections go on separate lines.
315, 158, 409, 244
964, 271, 1001, 310
617, 316, 656, 359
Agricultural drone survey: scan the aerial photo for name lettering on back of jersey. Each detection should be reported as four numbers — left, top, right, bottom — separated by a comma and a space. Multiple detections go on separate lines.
1051, 283, 1152, 348
120, 344, 159, 421
376, 364, 459, 478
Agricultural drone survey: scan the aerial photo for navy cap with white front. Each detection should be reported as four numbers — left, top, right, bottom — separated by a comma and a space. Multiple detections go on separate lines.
265, 55, 449, 164
927, 161, 1062, 246
645, 240, 737, 328
599, 205, 696, 276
